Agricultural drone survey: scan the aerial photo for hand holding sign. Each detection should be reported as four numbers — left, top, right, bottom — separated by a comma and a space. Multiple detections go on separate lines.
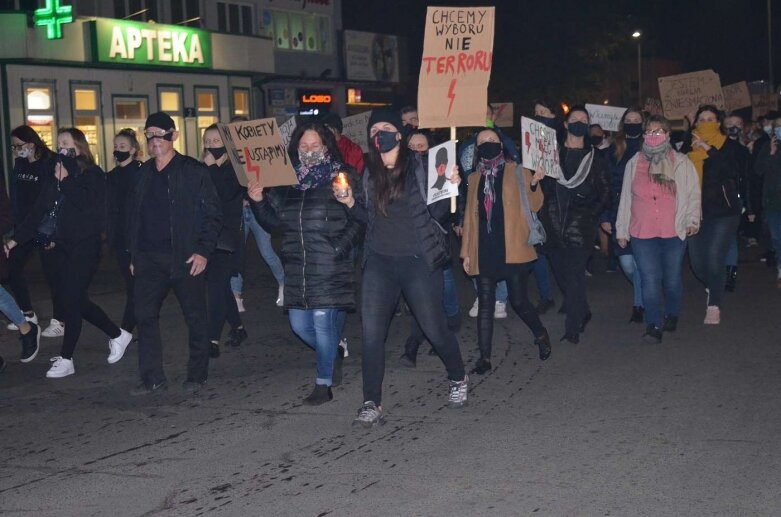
521, 117, 559, 177
427, 141, 459, 205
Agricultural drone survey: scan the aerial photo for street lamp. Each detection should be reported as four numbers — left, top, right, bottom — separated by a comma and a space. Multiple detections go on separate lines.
632, 30, 642, 105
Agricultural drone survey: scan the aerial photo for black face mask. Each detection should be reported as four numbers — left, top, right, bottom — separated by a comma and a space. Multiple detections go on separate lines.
589, 135, 604, 147
624, 123, 643, 138
534, 115, 558, 129
477, 141, 502, 161
567, 121, 589, 138
58, 147, 77, 158
373, 130, 400, 153
726, 126, 742, 139
113, 150, 131, 162
208, 146, 227, 160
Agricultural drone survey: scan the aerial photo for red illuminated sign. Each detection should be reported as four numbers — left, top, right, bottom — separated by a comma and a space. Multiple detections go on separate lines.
301, 94, 332, 104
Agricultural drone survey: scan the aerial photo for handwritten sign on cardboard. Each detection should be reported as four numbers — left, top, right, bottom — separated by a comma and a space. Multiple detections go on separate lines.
521, 116, 559, 177
426, 140, 459, 205
341, 111, 372, 153
418, 7, 495, 128
752, 93, 779, 118
722, 81, 752, 112
490, 102, 513, 128
585, 103, 626, 132
658, 69, 725, 120
278, 116, 297, 148
217, 117, 298, 188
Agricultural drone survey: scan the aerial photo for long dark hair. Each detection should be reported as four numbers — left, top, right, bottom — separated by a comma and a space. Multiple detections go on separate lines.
613, 106, 645, 162
367, 130, 409, 216
287, 122, 343, 167
11, 125, 54, 161
58, 127, 96, 171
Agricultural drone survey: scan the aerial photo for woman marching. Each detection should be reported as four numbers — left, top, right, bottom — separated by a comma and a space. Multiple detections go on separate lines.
334, 108, 468, 427
615, 115, 701, 342
248, 121, 361, 405
460, 127, 551, 375
5, 128, 132, 377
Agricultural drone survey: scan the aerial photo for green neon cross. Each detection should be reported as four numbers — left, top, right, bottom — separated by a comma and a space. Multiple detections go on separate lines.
34, 0, 74, 40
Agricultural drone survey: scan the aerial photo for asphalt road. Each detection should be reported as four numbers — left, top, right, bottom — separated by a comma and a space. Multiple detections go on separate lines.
1, 245, 780, 516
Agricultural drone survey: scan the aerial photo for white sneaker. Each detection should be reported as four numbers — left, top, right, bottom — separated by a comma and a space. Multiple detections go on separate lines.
235, 294, 246, 313
41, 318, 65, 337
46, 356, 75, 378
468, 298, 479, 318
8, 312, 38, 331
107, 329, 133, 364
494, 301, 508, 319
339, 338, 349, 358
276, 284, 284, 307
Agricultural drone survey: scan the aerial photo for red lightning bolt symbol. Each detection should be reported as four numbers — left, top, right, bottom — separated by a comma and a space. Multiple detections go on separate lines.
243, 147, 261, 183
447, 78, 457, 116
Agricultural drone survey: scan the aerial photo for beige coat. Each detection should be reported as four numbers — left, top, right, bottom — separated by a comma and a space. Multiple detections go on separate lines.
460, 161, 543, 276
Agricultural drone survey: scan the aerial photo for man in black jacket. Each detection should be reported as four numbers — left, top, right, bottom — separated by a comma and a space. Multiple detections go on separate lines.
128, 112, 221, 394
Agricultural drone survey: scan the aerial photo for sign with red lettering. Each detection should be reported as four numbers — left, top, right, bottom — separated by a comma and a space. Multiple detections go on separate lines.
417, 6, 495, 128
217, 117, 298, 188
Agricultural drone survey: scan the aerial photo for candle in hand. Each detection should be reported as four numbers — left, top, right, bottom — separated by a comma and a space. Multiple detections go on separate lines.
333, 172, 350, 198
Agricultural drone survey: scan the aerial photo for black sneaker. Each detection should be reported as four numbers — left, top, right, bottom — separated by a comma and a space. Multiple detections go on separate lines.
303, 384, 333, 406
20, 322, 41, 363
183, 379, 206, 393
129, 381, 168, 396
629, 306, 645, 324
209, 342, 220, 358
536, 298, 555, 315
225, 327, 248, 347
560, 332, 580, 344
398, 353, 416, 368
642, 325, 663, 344
662, 315, 678, 332
535, 330, 552, 361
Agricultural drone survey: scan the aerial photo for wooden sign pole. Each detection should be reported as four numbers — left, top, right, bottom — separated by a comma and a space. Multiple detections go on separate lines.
450, 126, 457, 214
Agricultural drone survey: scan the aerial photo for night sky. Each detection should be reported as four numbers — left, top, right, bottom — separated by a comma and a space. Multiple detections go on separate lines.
342, 0, 780, 108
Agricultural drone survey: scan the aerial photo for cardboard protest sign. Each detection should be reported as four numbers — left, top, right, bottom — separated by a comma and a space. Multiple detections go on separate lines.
585, 103, 626, 132
751, 93, 778, 118
722, 81, 752, 112
426, 140, 459, 205
217, 117, 298, 188
643, 98, 663, 116
520, 116, 559, 177
341, 111, 372, 153
490, 102, 513, 127
418, 7, 495, 128
278, 116, 297, 148
657, 69, 725, 119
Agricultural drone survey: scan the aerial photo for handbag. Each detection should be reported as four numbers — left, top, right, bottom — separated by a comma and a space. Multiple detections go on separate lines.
514, 165, 546, 246
34, 193, 63, 247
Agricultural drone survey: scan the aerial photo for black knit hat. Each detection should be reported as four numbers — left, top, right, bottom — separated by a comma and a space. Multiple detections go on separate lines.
144, 111, 176, 131
321, 112, 343, 133
367, 107, 404, 146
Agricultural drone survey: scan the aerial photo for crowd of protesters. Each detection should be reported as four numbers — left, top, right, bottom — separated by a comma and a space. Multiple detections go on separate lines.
2, 98, 779, 427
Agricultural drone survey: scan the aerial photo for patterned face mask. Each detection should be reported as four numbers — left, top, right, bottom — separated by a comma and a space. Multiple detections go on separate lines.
299, 149, 327, 168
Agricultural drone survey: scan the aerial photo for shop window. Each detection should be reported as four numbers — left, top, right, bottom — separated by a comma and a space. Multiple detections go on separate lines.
71, 85, 103, 168
232, 89, 250, 119
195, 88, 219, 154
217, 2, 253, 36
0, 0, 39, 11
171, 0, 201, 27
23, 82, 57, 149
113, 97, 147, 157
157, 87, 185, 154
114, 0, 158, 22
261, 10, 331, 53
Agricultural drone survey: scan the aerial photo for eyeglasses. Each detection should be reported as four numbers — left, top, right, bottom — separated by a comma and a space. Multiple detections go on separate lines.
644, 129, 667, 136
144, 129, 173, 139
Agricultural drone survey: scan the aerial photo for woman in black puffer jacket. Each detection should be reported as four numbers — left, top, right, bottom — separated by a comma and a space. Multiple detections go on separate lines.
248, 122, 363, 406
538, 105, 610, 343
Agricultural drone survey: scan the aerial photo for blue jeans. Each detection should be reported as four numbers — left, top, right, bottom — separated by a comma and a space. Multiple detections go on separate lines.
0, 285, 25, 327
618, 254, 644, 308
288, 308, 346, 386
442, 268, 460, 317
531, 253, 552, 300
231, 205, 285, 294
725, 238, 738, 267
631, 237, 687, 328
766, 211, 781, 273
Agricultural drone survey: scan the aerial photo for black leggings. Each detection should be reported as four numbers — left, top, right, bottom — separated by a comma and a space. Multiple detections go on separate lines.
54, 240, 121, 359
116, 249, 136, 332
477, 263, 545, 361
5, 239, 63, 319
207, 251, 242, 342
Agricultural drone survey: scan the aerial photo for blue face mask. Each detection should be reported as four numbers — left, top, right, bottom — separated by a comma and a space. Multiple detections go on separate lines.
764, 125, 774, 136
775, 127, 781, 141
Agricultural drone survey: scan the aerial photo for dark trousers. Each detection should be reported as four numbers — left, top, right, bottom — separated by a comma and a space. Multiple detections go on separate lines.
134, 252, 210, 385
477, 263, 545, 361
361, 253, 465, 405
116, 249, 136, 332
547, 247, 592, 335
207, 251, 242, 342
53, 240, 120, 359
688, 215, 740, 308
5, 240, 63, 319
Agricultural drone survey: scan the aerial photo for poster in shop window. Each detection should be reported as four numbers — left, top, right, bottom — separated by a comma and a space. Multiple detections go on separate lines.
218, 117, 298, 188
427, 140, 459, 205
417, 7, 495, 128
520, 116, 560, 177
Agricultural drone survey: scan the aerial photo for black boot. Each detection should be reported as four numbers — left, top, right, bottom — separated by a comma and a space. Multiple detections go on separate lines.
629, 306, 645, 323
535, 330, 552, 361
469, 358, 492, 375
725, 266, 737, 292
225, 327, 248, 347
303, 384, 333, 406
663, 315, 678, 332
642, 325, 663, 344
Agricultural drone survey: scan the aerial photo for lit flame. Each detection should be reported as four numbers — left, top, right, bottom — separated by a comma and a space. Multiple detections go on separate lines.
335, 172, 348, 186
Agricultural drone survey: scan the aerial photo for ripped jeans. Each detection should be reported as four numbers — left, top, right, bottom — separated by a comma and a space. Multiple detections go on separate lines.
288, 308, 346, 386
